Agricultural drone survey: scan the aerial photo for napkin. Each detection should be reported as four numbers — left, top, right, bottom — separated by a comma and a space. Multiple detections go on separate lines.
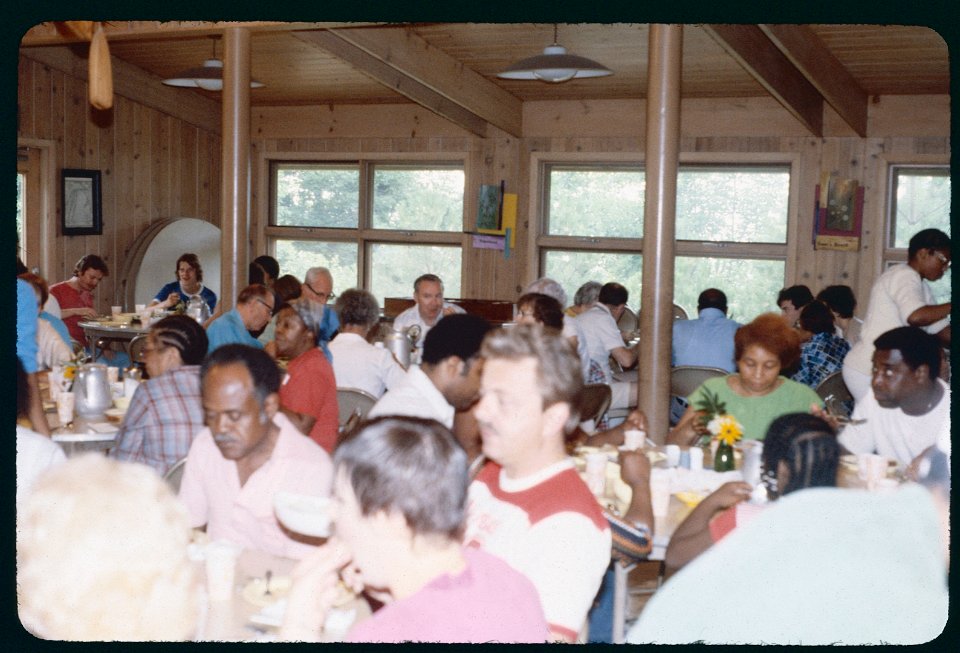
651, 467, 743, 494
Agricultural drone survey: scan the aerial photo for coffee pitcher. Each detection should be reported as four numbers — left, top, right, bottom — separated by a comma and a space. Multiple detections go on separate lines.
74, 363, 113, 416
383, 325, 421, 369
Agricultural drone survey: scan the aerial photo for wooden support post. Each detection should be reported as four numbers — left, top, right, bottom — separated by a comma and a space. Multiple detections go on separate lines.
638, 24, 682, 442
220, 27, 252, 310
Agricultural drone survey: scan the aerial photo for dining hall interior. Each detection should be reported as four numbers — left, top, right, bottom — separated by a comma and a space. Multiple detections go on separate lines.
14, 19, 952, 644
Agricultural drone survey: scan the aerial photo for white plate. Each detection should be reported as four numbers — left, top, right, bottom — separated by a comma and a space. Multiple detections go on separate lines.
274, 491, 332, 538
243, 576, 292, 608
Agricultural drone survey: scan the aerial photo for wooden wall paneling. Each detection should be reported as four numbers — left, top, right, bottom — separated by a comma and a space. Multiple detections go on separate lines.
178, 123, 199, 216
151, 111, 169, 221
196, 128, 213, 222
113, 96, 137, 313
99, 102, 119, 305
18, 57, 35, 136
33, 62, 53, 143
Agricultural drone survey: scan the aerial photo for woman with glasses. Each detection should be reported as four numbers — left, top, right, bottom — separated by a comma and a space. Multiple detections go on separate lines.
205, 284, 275, 354
110, 315, 209, 476
663, 413, 838, 572
148, 252, 217, 315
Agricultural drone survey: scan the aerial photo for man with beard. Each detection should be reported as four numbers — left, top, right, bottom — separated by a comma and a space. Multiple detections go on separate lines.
178, 344, 333, 559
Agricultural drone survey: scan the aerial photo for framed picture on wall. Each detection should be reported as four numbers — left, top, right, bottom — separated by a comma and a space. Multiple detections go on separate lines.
61, 168, 102, 236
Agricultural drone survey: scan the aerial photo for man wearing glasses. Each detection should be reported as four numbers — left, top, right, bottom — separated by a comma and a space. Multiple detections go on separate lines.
842, 228, 951, 401
300, 267, 340, 361
206, 284, 276, 354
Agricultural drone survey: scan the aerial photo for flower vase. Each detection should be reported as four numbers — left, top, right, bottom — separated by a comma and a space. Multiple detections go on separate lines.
714, 441, 735, 472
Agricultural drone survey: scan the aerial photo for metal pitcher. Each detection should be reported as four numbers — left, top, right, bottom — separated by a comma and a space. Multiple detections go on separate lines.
383, 325, 421, 369
185, 295, 210, 324
75, 363, 113, 416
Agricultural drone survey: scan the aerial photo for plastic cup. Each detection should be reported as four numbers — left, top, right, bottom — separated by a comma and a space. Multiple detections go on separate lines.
857, 453, 887, 491
688, 447, 704, 471
135, 303, 146, 313
665, 444, 681, 467
56, 391, 75, 425
205, 541, 240, 602
585, 452, 608, 496
650, 474, 671, 516
111, 305, 122, 316
106, 366, 119, 384
622, 429, 644, 450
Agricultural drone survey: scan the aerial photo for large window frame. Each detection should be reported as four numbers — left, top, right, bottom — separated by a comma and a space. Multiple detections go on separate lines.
527, 151, 799, 319
263, 152, 470, 296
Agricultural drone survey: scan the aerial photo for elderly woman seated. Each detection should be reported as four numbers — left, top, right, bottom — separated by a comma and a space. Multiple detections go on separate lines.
667, 313, 823, 445
110, 314, 209, 476
328, 289, 405, 398
665, 413, 839, 571
790, 300, 851, 389
281, 416, 548, 643
17, 455, 199, 641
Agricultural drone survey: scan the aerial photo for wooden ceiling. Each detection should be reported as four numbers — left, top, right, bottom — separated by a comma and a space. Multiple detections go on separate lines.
20, 22, 949, 137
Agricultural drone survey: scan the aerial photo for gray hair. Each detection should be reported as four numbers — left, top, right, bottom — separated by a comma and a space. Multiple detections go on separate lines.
573, 281, 602, 307
284, 297, 327, 345
524, 277, 567, 306
335, 288, 381, 329
304, 267, 332, 285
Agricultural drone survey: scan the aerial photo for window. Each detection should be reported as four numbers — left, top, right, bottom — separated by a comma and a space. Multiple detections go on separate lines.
268, 161, 465, 299
538, 161, 791, 322
885, 165, 951, 303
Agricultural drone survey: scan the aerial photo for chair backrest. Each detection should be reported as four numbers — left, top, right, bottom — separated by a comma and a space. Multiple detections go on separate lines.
814, 371, 854, 418
128, 334, 149, 365
672, 304, 688, 320
336, 387, 378, 427
580, 383, 613, 425
670, 365, 728, 398
616, 306, 639, 333
163, 457, 187, 493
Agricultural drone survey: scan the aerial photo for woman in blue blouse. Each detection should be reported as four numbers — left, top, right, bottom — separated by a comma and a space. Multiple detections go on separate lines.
149, 253, 217, 314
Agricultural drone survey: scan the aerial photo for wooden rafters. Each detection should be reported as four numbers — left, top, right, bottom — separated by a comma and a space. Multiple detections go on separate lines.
703, 24, 824, 137
297, 27, 523, 137
759, 24, 868, 137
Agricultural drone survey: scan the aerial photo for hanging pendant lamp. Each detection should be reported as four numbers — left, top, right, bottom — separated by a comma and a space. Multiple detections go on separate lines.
162, 37, 264, 91
498, 24, 612, 83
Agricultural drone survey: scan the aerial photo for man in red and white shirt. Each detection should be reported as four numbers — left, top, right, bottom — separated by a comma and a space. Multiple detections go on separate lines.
464, 325, 611, 643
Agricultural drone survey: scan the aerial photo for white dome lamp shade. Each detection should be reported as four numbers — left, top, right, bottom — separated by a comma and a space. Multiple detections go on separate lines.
162, 38, 264, 90
497, 25, 612, 83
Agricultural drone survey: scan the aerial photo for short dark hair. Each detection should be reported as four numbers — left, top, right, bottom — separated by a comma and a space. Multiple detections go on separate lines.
151, 314, 209, 366
73, 254, 108, 277
573, 281, 602, 307
908, 229, 951, 260
413, 273, 443, 294
697, 288, 727, 313
335, 288, 381, 329
201, 344, 281, 407
762, 413, 839, 499
175, 253, 203, 282
421, 314, 492, 366
798, 301, 835, 335
272, 275, 303, 303
816, 285, 857, 319
598, 282, 628, 307
776, 285, 813, 309
873, 326, 941, 380
237, 284, 273, 307
334, 416, 468, 540
516, 293, 564, 330
249, 255, 280, 284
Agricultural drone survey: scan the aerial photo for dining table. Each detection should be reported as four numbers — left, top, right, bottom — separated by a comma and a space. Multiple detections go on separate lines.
37, 371, 129, 457
78, 315, 151, 360
192, 544, 371, 642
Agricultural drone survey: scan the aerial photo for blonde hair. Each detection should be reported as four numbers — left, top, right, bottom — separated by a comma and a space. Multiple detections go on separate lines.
17, 455, 199, 641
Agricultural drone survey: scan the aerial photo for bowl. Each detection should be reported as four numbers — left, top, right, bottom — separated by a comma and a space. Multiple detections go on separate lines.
104, 408, 125, 424
113, 396, 131, 411
273, 491, 332, 538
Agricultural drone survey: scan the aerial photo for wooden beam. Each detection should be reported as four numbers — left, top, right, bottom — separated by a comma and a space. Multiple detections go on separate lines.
310, 26, 523, 137
759, 24, 868, 137
21, 46, 220, 133
293, 30, 491, 138
703, 24, 823, 137
20, 21, 381, 46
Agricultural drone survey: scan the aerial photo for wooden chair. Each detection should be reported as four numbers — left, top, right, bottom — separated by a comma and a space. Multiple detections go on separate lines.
814, 371, 854, 419
580, 383, 613, 427
336, 387, 378, 429
670, 365, 728, 399
163, 457, 187, 493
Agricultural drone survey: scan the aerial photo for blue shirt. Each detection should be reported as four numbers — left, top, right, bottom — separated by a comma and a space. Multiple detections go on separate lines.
672, 308, 741, 372
317, 305, 339, 362
206, 308, 264, 354
154, 281, 217, 313
17, 279, 39, 373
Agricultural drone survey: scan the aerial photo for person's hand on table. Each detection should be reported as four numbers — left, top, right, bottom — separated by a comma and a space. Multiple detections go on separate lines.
280, 537, 352, 642
66, 306, 97, 319
622, 409, 648, 434
701, 481, 753, 514
618, 449, 651, 488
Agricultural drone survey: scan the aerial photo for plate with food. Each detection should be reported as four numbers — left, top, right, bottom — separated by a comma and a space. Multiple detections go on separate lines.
243, 574, 293, 608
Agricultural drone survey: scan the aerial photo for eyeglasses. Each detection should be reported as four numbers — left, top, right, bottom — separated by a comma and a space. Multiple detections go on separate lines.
932, 251, 951, 269
255, 298, 275, 313
304, 282, 336, 303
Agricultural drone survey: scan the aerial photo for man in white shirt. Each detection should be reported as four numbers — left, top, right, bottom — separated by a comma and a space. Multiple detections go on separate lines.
329, 289, 405, 397
368, 313, 491, 429
465, 325, 611, 642
576, 282, 638, 409
835, 327, 950, 466
391, 274, 465, 360
842, 228, 951, 400
524, 277, 592, 382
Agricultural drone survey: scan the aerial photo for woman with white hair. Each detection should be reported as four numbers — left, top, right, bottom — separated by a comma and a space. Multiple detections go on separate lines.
524, 277, 593, 382
17, 455, 199, 641
275, 297, 340, 453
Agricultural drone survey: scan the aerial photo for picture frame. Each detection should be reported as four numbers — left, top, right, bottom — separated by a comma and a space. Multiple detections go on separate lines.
61, 168, 102, 236
813, 173, 864, 252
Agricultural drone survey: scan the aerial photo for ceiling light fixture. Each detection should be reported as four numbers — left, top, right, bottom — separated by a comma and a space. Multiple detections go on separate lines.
162, 37, 264, 91
497, 24, 612, 83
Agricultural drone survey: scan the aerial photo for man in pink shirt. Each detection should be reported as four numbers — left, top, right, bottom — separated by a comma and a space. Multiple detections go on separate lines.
178, 344, 333, 559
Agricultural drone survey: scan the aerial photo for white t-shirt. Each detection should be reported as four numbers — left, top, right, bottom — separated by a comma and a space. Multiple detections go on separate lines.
838, 379, 950, 465
328, 332, 406, 398
844, 264, 941, 376
391, 302, 465, 352
575, 304, 625, 383
16, 424, 67, 511
367, 365, 455, 429
562, 315, 592, 382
